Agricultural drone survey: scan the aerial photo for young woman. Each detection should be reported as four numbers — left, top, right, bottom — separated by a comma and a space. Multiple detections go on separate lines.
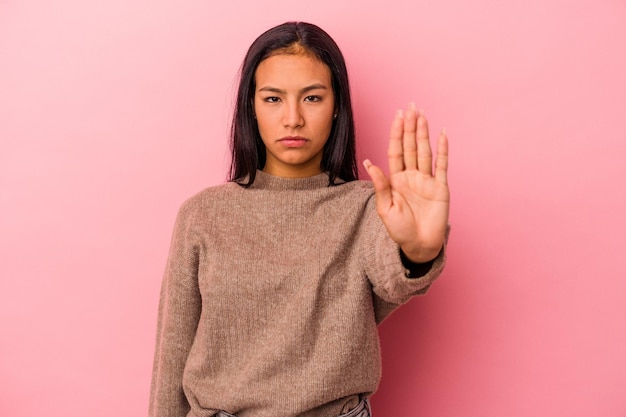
150, 21, 450, 417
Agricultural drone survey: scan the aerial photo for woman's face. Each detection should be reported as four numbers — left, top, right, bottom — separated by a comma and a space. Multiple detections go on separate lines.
254, 53, 335, 178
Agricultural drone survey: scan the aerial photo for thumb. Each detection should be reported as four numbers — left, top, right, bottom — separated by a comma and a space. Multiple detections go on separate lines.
363, 159, 392, 212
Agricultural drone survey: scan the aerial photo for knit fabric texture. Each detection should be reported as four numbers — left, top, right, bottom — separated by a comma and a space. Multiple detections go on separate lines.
149, 170, 447, 417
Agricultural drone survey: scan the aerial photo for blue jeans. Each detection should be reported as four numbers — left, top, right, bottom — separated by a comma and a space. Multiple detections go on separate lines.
215, 397, 371, 417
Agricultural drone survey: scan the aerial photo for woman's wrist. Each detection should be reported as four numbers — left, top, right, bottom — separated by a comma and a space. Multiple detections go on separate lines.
399, 249, 437, 278
399, 243, 442, 264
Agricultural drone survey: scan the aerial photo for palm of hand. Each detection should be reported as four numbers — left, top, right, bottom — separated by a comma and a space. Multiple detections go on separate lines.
364, 105, 450, 263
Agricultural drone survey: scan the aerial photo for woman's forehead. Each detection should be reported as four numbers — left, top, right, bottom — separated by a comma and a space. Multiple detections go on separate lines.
255, 54, 331, 89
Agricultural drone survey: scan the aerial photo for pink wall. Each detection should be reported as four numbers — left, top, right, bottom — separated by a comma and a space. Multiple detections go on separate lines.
1, 0, 625, 416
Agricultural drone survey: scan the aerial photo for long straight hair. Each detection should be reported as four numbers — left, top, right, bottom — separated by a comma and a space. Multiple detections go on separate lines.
229, 22, 357, 186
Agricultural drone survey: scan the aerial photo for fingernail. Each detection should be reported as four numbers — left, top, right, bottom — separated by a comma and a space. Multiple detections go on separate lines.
418, 109, 425, 117
363, 159, 372, 170
396, 109, 403, 118
408, 102, 416, 111
442, 127, 447, 135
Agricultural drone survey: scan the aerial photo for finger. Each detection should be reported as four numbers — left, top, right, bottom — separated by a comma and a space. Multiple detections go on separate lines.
388, 109, 404, 175
434, 129, 449, 185
402, 104, 418, 171
363, 159, 393, 212
417, 109, 433, 176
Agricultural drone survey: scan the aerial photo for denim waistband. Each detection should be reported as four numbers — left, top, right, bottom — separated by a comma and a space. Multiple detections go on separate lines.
339, 397, 371, 417
214, 397, 371, 417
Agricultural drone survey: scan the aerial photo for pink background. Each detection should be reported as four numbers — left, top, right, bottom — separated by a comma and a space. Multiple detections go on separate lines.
1, 0, 625, 416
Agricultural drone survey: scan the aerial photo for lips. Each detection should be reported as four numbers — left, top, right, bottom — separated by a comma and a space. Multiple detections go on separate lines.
278, 136, 308, 147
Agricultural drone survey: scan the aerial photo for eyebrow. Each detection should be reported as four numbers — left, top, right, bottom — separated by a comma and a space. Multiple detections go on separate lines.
257, 83, 328, 94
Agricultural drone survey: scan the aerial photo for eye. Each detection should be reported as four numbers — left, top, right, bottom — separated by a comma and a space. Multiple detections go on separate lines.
264, 96, 280, 103
304, 95, 322, 102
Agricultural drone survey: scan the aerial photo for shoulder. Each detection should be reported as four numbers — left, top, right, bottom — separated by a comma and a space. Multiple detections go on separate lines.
335, 179, 375, 203
176, 182, 243, 218
347, 179, 374, 193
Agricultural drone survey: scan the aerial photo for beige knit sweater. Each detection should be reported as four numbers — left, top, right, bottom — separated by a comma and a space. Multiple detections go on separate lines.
149, 171, 447, 417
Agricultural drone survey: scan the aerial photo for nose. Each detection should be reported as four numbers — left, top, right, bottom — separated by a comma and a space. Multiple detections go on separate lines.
282, 101, 304, 128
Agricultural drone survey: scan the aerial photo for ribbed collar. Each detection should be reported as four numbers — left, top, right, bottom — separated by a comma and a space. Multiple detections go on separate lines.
249, 170, 332, 191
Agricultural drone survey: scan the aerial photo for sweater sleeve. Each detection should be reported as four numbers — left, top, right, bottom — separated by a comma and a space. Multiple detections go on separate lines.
149, 201, 202, 417
358, 194, 449, 308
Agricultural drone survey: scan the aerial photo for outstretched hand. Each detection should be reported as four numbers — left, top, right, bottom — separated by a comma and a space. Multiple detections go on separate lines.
364, 103, 450, 264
